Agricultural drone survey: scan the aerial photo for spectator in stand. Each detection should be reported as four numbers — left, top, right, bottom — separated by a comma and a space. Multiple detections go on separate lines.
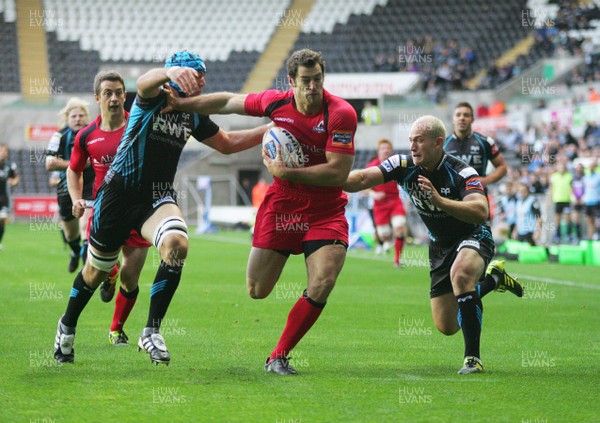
251, 178, 270, 209
587, 87, 600, 102
361, 100, 381, 126
489, 100, 506, 117
550, 162, 574, 243
498, 181, 518, 240
515, 183, 542, 246
571, 163, 586, 242
583, 159, 600, 240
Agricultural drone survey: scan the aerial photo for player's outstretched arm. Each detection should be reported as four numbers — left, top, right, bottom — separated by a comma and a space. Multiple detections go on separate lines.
343, 167, 386, 192
137, 67, 200, 99
264, 151, 354, 187
169, 91, 248, 115
66, 167, 85, 218
203, 124, 272, 155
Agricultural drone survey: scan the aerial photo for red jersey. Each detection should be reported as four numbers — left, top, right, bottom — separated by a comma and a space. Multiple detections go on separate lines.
245, 89, 357, 194
367, 157, 402, 207
70, 112, 129, 198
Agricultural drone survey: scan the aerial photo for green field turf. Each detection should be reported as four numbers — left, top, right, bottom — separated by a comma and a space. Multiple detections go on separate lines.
2, 222, 599, 422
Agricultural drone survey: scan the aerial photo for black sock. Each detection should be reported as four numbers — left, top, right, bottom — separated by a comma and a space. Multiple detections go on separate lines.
67, 236, 81, 256
476, 274, 497, 298
120, 285, 139, 299
80, 240, 89, 264
0, 223, 4, 243
62, 270, 96, 328
456, 290, 483, 359
146, 261, 183, 329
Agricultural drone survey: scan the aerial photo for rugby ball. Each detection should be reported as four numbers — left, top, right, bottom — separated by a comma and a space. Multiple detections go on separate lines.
262, 127, 305, 168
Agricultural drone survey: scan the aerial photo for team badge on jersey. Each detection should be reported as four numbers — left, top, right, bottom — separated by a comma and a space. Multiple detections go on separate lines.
332, 131, 353, 148
313, 120, 325, 133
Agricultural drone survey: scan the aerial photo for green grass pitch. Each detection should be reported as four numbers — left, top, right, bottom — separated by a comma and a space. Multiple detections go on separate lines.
2, 222, 599, 422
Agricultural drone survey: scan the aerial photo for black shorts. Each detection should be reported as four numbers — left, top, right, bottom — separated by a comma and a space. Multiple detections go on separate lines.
89, 180, 178, 252
429, 225, 495, 298
585, 204, 599, 217
517, 232, 535, 245
555, 202, 571, 214
57, 194, 75, 221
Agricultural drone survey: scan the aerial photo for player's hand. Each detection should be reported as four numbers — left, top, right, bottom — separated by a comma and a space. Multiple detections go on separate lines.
160, 84, 179, 114
71, 199, 86, 218
166, 66, 201, 97
417, 175, 442, 207
262, 145, 287, 179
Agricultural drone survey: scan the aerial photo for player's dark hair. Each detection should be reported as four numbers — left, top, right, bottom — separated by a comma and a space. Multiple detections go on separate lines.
93, 70, 125, 95
454, 102, 474, 116
287, 49, 325, 79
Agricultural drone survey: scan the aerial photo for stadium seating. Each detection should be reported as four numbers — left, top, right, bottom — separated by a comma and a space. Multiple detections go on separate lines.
0, 5, 20, 92
271, 0, 532, 87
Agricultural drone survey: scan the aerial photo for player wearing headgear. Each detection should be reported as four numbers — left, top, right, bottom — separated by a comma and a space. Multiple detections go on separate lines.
344, 115, 523, 374
0, 144, 19, 250
54, 51, 271, 365
165, 48, 357, 375
46, 98, 95, 272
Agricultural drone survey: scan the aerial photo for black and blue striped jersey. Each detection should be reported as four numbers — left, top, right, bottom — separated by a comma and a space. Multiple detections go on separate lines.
443, 132, 500, 178
47, 126, 94, 198
378, 153, 488, 246
107, 90, 219, 193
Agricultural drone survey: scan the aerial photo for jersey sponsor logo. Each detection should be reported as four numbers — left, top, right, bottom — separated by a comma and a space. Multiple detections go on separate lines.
152, 115, 192, 140
465, 177, 484, 191
457, 240, 480, 251
313, 120, 325, 133
456, 154, 482, 165
88, 137, 105, 146
273, 117, 294, 124
332, 131, 353, 148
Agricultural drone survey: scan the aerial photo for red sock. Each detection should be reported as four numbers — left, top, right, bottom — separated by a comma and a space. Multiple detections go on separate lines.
394, 237, 404, 263
270, 294, 324, 360
111, 287, 138, 331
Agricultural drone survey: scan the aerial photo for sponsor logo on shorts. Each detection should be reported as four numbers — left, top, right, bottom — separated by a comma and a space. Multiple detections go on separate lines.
457, 240, 480, 250
152, 196, 175, 208
332, 131, 353, 148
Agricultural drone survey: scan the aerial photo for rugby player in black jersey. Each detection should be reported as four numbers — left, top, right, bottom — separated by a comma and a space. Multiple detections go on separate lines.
344, 115, 522, 374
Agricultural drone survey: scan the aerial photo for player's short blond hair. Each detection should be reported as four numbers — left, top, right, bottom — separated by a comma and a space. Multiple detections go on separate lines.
411, 115, 446, 141
58, 97, 89, 127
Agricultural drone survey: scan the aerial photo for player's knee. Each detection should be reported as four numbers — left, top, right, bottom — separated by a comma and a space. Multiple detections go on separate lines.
119, 266, 139, 291
153, 216, 188, 264
246, 278, 269, 299
160, 234, 188, 264
435, 321, 459, 336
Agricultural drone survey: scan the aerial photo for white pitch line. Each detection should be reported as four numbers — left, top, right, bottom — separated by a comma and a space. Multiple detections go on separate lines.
192, 234, 600, 290
513, 274, 600, 290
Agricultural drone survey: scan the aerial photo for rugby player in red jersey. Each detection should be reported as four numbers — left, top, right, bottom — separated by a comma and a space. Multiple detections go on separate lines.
167, 49, 357, 375
366, 139, 407, 267
68, 70, 151, 347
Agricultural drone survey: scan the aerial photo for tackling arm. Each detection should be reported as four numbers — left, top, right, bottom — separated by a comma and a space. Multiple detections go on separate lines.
203, 124, 272, 155
265, 151, 354, 187
343, 166, 386, 192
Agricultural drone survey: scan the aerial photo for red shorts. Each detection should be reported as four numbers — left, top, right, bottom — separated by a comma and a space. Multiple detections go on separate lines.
86, 208, 151, 248
252, 183, 349, 255
373, 199, 406, 226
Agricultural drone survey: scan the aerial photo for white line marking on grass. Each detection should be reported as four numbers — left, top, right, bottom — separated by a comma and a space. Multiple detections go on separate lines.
514, 274, 600, 290
191, 235, 600, 290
